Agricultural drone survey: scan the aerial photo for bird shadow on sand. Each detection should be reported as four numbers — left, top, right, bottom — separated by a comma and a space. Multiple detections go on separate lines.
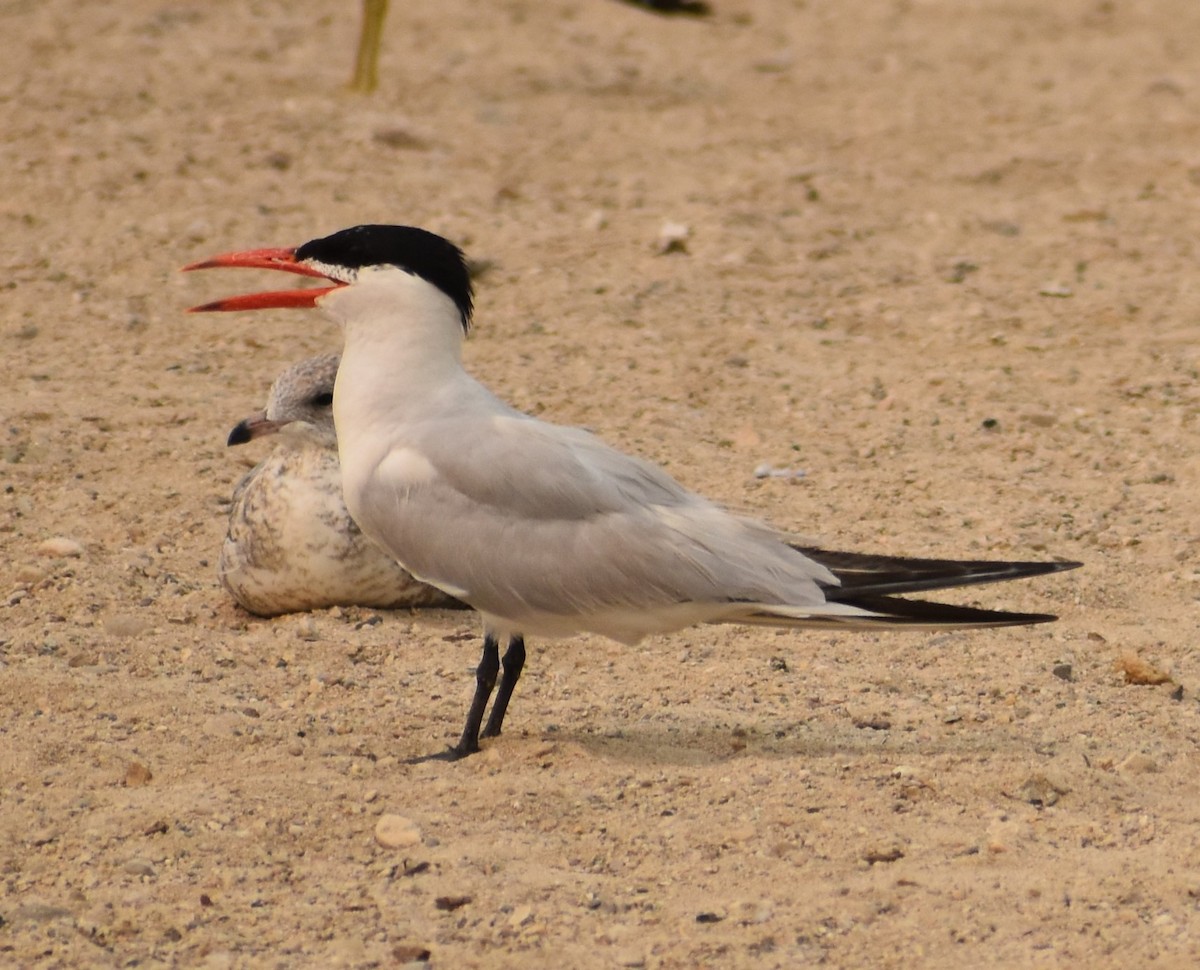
429, 718, 1036, 769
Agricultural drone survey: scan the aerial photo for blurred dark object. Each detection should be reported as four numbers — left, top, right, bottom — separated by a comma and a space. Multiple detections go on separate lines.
617, 0, 712, 13
349, 0, 389, 93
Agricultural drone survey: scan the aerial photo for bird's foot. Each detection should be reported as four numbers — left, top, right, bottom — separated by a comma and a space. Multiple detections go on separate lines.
405, 742, 479, 765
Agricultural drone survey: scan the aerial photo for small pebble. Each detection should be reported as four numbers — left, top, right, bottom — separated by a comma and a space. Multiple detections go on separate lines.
374, 813, 422, 848
392, 944, 432, 964
1052, 663, 1074, 682
1039, 283, 1073, 298
862, 843, 905, 864
1016, 773, 1068, 806
123, 857, 156, 877
656, 221, 690, 255
38, 536, 84, 558
125, 762, 153, 787
1115, 652, 1172, 686
1118, 753, 1160, 775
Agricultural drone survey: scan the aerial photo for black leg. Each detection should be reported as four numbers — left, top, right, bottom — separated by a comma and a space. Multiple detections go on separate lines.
450, 634, 500, 759
481, 636, 525, 739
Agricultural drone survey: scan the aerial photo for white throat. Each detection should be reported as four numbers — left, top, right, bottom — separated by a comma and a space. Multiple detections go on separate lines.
319, 266, 465, 365
324, 267, 466, 407
319, 267, 473, 521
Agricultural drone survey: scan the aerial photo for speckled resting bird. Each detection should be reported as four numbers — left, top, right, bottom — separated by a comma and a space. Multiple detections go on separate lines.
219, 352, 466, 616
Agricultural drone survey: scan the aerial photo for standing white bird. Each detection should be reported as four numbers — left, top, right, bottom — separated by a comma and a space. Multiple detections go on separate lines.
220, 351, 465, 616
186, 225, 1079, 759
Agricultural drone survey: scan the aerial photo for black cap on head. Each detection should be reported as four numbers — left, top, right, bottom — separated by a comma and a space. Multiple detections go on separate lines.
296, 225, 474, 331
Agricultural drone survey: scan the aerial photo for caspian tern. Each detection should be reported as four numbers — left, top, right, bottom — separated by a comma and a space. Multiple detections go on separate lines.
221, 352, 465, 616
186, 224, 1080, 759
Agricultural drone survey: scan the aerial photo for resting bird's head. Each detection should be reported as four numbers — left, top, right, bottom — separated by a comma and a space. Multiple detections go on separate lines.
227, 353, 341, 447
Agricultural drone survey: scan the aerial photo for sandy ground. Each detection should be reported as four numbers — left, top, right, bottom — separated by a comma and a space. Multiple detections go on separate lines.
4, 0, 1200, 966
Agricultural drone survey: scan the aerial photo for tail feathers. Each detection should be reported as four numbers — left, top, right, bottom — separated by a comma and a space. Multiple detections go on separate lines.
793, 546, 1081, 599
735, 594, 1059, 631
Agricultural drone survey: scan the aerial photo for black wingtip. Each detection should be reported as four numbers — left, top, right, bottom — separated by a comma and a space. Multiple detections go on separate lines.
795, 547, 1082, 600
844, 594, 1061, 628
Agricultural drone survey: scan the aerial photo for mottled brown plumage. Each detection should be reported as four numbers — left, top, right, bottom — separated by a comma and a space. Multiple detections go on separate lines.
219, 354, 465, 616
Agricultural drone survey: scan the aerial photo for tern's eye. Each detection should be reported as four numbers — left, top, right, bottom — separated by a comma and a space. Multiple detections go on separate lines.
311, 392, 334, 407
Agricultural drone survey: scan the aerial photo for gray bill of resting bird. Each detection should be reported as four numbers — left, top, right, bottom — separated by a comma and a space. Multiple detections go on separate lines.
186, 225, 1080, 759
219, 351, 466, 617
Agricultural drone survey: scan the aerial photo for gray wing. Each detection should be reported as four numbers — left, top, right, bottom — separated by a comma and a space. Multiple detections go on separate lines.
431, 412, 706, 519
349, 412, 836, 621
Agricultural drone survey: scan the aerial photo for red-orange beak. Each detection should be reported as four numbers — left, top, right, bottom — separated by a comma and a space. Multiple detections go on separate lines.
182, 246, 347, 312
